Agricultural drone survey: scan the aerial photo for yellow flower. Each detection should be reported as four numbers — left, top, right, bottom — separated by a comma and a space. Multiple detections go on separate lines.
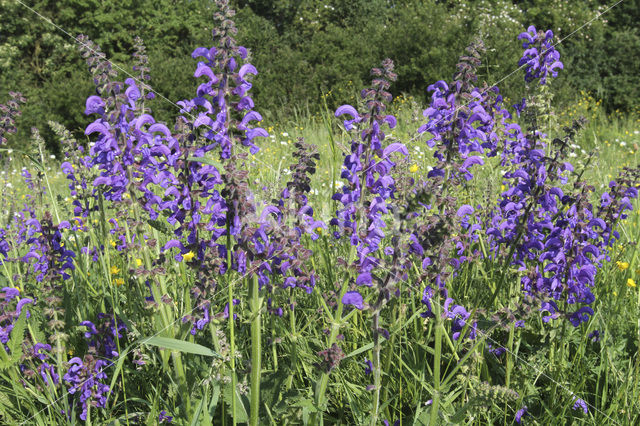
613, 291, 618, 296
315, 227, 323, 234
114, 278, 125, 286
627, 278, 636, 288
135, 258, 143, 267
183, 251, 195, 262
616, 261, 629, 270
110, 240, 116, 248
409, 164, 418, 173
110, 266, 120, 275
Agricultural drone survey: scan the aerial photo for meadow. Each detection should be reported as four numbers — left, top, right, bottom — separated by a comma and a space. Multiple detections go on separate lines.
1, 1, 640, 425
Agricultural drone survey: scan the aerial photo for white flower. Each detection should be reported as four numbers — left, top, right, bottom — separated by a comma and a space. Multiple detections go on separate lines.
568, 152, 577, 158
281, 132, 289, 137
620, 141, 626, 147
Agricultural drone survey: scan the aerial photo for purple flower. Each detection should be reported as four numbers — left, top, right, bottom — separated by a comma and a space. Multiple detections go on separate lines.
572, 396, 588, 414
363, 358, 373, 375
515, 406, 528, 423
342, 291, 364, 310
159, 410, 173, 423
84, 96, 105, 115
63, 356, 111, 421
518, 26, 563, 85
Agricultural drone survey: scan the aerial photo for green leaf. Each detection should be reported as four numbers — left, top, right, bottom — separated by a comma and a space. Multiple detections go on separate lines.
142, 337, 222, 358
0, 389, 14, 409
343, 342, 373, 360
290, 397, 318, 413
108, 344, 132, 397
413, 406, 431, 426
147, 218, 174, 236
223, 380, 249, 423
187, 156, 223, 170
209, 383, 221, 419
189, 394, 206, 426
0, 342, 11, 369
7, 309, 27, 363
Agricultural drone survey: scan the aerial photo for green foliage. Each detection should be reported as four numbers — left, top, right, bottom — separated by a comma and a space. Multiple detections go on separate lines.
2, 0, 639, 151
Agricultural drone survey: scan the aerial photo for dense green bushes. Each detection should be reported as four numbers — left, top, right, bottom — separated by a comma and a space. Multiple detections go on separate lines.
1, 0, 638, 150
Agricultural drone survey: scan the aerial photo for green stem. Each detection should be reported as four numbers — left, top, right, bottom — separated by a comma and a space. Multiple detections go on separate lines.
430, 302, 443, 426
249, 274, 263, 426
370, 310, 382, 426
505, 322, 515, 389
226, 226, 237, 426
38, 143, 61, 224
313, 245, 357, 423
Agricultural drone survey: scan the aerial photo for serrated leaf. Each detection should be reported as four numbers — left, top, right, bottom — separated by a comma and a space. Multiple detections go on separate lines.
142, 337, 222, 358
189, 394, 205, 426
449, 398, 480, 424
209, 383, 221, 419
147, 219, 174, 236
0, 387, 15, 410
290, 398, 318, 413
413, 406, 431, 426
7, 310, 27, 363
187, 156, 223, 170
223, 380, 249, 423
0, 342, 11, 370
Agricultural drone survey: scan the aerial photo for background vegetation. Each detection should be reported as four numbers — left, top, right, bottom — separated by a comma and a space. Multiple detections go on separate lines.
1, 0, 639, 152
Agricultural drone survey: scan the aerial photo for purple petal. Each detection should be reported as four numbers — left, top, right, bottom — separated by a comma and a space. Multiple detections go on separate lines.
342, 291, 364, 310
335, 105, 359, 119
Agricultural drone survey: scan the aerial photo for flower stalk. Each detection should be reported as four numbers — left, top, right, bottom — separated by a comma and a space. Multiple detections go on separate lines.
249, 273, 263, 426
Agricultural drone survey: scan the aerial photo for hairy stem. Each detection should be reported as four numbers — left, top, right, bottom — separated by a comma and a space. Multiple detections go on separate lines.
370, 310, 382, 426
249, 273, 263, 426
430, 301, 443, 426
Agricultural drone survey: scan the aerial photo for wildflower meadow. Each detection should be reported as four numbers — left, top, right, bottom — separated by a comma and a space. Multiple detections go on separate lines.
2, 0, 640, 424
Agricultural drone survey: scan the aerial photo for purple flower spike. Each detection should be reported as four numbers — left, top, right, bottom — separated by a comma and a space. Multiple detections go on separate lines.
518, 26, 563, 85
